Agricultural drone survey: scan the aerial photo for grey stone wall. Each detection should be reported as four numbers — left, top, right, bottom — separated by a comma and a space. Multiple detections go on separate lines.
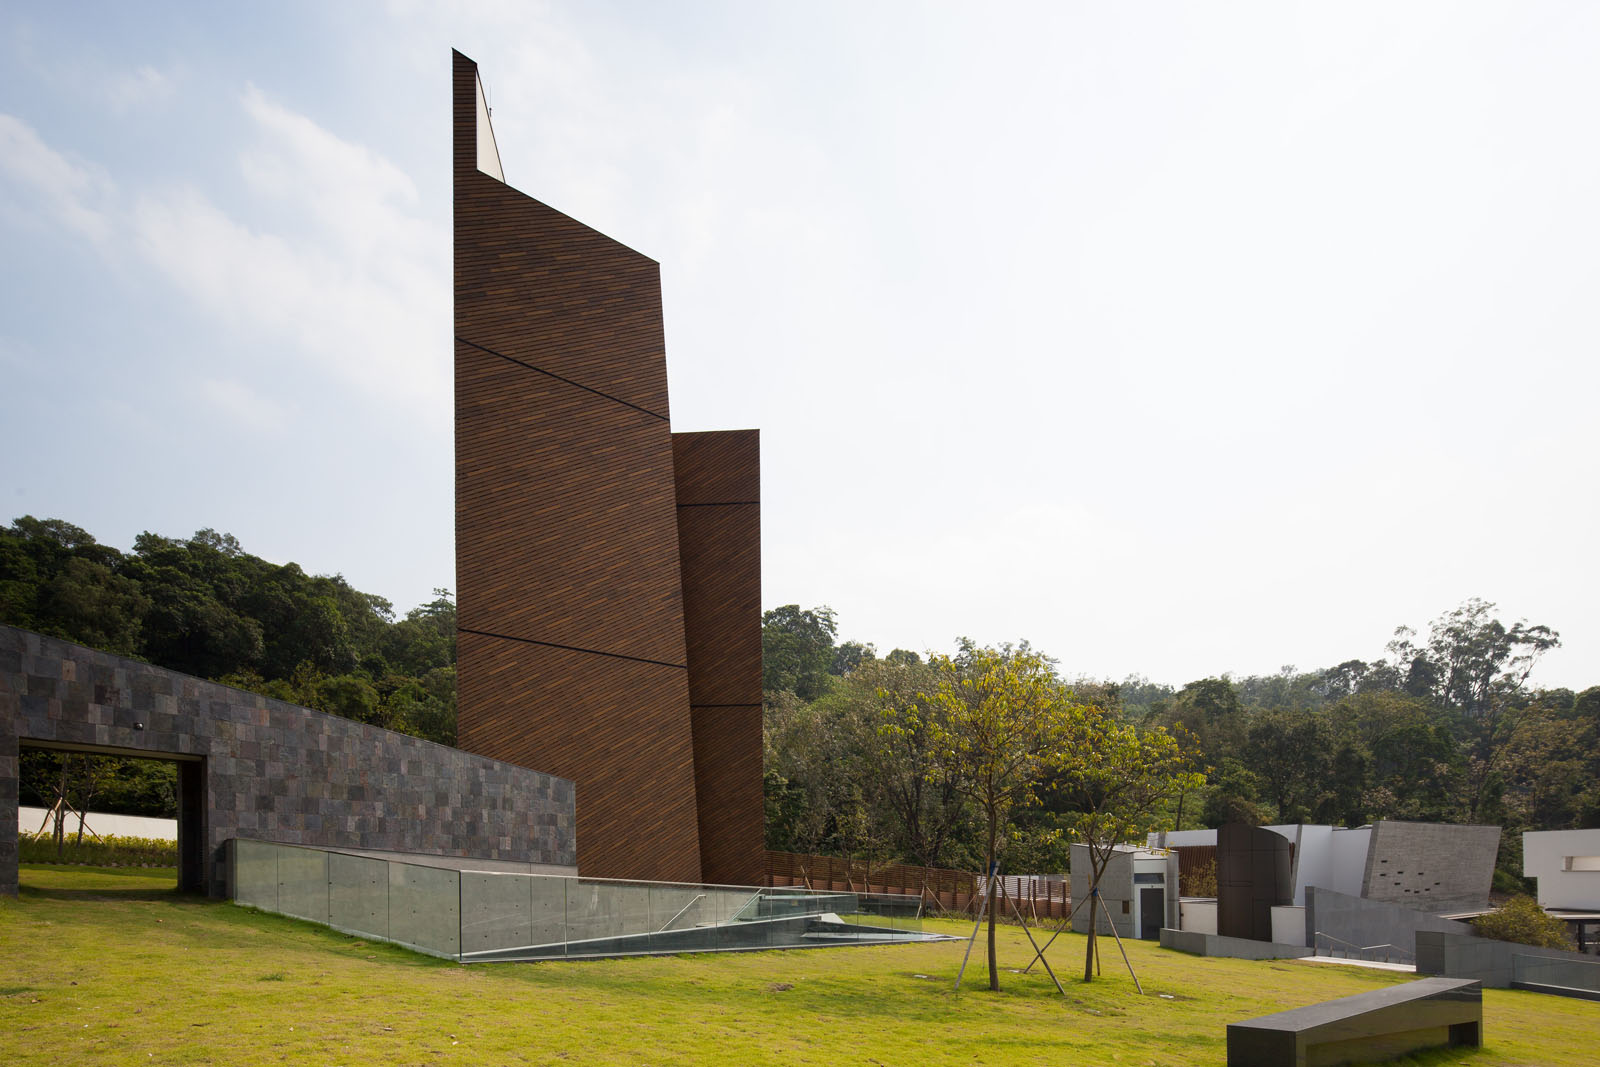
2, 625, 575, 897
1417, 930, 1600, 994
1305, 885, 1471, 961
0, 724, 16, 896
1361, 820, 1498, 913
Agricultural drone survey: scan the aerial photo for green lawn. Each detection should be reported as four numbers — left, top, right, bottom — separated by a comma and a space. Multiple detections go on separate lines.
2, 864, 1594, 1066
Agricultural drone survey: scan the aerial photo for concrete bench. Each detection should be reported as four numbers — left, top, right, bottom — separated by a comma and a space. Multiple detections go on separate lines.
1226, 976, 1480, 1067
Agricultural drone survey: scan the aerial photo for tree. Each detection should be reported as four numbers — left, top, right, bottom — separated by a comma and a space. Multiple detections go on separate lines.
1058, 716, 1203, 982
761, 605, 839, 701
924, 641, 1084, 992
1200, 759, 1267, 828
1386, 600, 1560, 821
1471, 896, 1573, 950
1151, 677, 1245, 766
1245, 710, 1329, 822
869, 658, 976, 870
830, 640, 877, 677
762, 689, 863, 864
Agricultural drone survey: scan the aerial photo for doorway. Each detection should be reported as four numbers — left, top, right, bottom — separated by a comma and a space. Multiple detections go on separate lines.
1139, 886, 1164, 940
17, 741, 205, 892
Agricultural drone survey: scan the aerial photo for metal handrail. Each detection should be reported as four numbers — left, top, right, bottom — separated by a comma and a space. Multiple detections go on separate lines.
1312, 930, 1413, 962
658, 893, 706, 932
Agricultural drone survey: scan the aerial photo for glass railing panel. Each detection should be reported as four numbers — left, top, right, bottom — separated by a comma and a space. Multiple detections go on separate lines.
328, 851, 388, 941
566, 878, 648, 952
850, 891, 923, 935
232, 838, 279, 912
234, 841, 945, 963
707, 887, 747, 949
1512, 952, 1600, 993
529, 874, 568, 957
646, 884, 710, 952
461, 870, 533, 958
387, 860, 460, 958
615, 881, 652, 948
276, 843, 330, 925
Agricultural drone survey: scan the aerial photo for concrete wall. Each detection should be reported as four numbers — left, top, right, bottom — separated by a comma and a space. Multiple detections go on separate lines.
1417, 930, 1600, 994
1180, 899, 1218, 934
2, 626, 576, 897
1272, 905, 1306, 947
1165, 851, 1181, 930
1305, 885, 1472, 960
1159, 927, 1312, 960
18, 806, 177, 841
1362, 820, 1498, 913
1524, 829, 1600, 910
1329, 825, 1371, 896
1070, 843, 1134, 938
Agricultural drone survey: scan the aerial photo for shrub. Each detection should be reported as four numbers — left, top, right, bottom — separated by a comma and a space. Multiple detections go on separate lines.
1491, 866, 1532, 895
1471, 896, 1573, 950
18, 832, 178, 868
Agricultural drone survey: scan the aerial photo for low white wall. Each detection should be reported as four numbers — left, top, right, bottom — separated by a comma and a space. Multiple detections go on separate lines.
1271, 905, 1306, 947
1180, 898, 1217, 935
18, 806, 178, 841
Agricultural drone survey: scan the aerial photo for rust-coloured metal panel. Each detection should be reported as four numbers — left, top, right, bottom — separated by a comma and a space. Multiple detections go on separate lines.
453, 53, 669, 418
672, 429, 761, 506
456, 340, 689, 665
674, 430, 764, 885
688, 703, 764, 885
456, 631, 702, 883
454, 52, 764, 887
455, 50, 701, 882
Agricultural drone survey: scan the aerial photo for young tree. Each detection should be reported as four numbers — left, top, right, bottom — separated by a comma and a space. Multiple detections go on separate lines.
866, 657, 974, 871
1059, 713, 1204, 982
924, 641, 1085, 992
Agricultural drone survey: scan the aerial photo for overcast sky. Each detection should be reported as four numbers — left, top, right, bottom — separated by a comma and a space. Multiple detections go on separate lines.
3, 2, 1595, 691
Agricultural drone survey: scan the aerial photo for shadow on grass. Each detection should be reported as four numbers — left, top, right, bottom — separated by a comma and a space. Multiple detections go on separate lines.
18, 865, 182, 903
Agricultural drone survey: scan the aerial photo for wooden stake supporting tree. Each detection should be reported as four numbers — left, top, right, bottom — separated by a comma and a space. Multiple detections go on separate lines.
911, 642, 1090, 993
1057, 711, 1204, 985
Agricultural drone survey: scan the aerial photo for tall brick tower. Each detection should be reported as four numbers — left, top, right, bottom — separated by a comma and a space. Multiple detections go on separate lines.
452, 51, 763, 885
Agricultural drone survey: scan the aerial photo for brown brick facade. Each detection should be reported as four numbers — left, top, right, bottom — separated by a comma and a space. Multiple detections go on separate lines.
453, 51, 762, 884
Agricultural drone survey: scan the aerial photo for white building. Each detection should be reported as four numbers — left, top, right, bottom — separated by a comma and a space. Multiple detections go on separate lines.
1068, 843, 1174, 940
1523, 829, 1600, 911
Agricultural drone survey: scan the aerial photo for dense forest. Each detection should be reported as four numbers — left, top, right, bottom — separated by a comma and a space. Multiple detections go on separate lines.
6, 515, 1596, 890
761, 602, 1599, 888
2, 516, 455, 818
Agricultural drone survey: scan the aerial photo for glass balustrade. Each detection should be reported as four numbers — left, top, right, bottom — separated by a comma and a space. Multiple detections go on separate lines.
230, 839, 951, 963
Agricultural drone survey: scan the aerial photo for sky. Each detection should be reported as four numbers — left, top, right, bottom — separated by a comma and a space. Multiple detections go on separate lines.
2, 2, 1595, 691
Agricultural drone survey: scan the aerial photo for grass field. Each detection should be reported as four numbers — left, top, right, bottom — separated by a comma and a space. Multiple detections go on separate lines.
2, 864, 1595, 1066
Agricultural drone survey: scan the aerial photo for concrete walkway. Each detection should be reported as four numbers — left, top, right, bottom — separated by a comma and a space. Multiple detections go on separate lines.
1301, 955, 1416, 973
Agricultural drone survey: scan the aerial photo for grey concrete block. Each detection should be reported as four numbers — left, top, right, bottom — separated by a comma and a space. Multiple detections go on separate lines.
1160, 927, 1313, 960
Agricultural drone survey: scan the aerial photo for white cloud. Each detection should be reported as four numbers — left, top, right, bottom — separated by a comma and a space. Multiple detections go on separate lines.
1, 91, 449, 425
0, 113, 113, 243
196, 378, 288, 433
108, 65, 175, 113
